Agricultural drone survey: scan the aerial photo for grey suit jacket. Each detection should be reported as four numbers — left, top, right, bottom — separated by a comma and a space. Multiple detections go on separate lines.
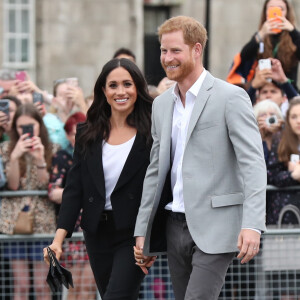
134, 72, 267, 256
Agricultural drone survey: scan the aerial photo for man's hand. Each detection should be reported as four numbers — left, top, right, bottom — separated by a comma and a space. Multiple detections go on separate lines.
134, 236, 156, 275
251, 67, 272, 89
270, 58, 288, 84
237, 229, 260, 264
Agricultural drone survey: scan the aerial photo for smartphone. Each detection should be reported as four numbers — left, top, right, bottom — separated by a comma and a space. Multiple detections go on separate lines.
32, 91, 44, 104
258, 58, 272, 70
15, 71, 27, 82
21, 124, 34, 139
290, 154, 300, 163
65, 77, 79, 87
267, 6, 282, 33
0, 99, 10, 120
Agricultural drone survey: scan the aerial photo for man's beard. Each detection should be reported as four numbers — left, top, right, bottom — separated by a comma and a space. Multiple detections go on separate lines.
162, 57, 195, 82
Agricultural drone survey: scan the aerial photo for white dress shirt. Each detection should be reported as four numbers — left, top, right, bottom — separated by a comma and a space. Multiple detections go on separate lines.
165, 69, 207, 212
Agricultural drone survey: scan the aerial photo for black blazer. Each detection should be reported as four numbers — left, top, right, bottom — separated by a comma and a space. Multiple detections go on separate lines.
57, 130, 150, 238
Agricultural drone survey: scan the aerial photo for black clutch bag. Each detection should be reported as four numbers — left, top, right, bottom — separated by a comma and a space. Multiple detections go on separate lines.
46, 247, 74, 293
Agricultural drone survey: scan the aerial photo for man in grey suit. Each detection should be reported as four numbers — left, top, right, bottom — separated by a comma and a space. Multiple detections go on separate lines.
134, 16, 266, 300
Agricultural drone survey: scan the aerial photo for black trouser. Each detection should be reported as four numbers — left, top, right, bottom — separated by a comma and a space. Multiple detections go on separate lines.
84, 212, 144, 300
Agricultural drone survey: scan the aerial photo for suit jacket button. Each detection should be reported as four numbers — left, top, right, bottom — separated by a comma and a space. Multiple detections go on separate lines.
88, 197, 94, 203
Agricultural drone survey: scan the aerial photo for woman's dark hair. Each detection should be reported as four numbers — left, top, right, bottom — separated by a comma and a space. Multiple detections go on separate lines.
9, 103, 52, 176
78, 58, 153, 154
278, 96, 300, 164
113, 48, 136, 62
258, 0, 297, 72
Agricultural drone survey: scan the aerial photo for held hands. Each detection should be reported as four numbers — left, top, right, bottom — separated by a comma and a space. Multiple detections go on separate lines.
134, 236, 156, 275
237, 229, 261, 264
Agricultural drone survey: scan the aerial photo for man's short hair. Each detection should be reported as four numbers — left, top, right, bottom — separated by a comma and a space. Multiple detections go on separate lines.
113, 48, 136, 62
258, 80, 284, 96
158, 16, 207, 50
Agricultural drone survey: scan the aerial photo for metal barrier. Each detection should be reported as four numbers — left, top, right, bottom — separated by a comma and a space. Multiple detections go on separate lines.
0, 187, 300, 299
1, 231, 300, 299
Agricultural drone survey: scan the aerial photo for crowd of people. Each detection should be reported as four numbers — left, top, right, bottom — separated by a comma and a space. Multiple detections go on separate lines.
0, 0, 299, 299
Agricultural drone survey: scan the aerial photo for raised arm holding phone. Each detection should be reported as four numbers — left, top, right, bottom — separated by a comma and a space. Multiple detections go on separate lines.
240, 0, 300, 90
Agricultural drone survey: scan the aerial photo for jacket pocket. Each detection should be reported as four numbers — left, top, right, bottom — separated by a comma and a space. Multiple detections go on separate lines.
194, 121, 219, 131
211, 193, 244, 208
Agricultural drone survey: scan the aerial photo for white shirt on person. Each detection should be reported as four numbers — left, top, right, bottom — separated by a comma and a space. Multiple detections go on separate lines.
102, 135, 136, 210
165, 69, 207, 212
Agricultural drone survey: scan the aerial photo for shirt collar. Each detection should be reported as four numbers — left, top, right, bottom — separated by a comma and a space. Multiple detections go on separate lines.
172, 68, 207, 102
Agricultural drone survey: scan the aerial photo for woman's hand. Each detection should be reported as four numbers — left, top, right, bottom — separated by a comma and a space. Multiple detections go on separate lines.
277, 16, 294, 32
65, 86, 87, 113
48, 186, 63, 204
43, 242, 63, 266
43, 229, 67, 265
15, 74, 43, 94
257, 115, 283, 137
291, 163, 300, 181
0, 111, 9, 131
10, 134, 32, 161
267, 119, 284, 134
30, 136, 45, 162
288, 161, 297, 172
259, 19, 280, 38
33, 102, 46, 117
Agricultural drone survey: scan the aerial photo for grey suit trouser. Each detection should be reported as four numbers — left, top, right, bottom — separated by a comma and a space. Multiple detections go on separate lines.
166, 213, 235, 300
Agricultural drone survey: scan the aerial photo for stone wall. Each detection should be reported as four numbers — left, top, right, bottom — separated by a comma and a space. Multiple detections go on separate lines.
35, 0, 143, 95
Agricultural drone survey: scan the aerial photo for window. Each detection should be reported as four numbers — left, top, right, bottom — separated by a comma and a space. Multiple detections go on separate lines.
3, 0, 35, 69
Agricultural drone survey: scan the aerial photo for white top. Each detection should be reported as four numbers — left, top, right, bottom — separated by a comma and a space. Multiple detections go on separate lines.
102, 135, 135, 210
165, 69, 207, 212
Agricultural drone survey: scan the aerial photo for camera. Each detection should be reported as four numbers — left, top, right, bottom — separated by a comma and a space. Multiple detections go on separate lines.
266, 115, 278, 126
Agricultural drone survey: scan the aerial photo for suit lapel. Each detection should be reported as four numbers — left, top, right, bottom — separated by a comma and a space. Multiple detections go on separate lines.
185, 72, 214, 147
86, 139, 106, 200
113, 132, 148, 193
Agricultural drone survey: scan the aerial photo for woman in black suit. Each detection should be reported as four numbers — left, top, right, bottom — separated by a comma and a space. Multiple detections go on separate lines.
44, 58, 154, 299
